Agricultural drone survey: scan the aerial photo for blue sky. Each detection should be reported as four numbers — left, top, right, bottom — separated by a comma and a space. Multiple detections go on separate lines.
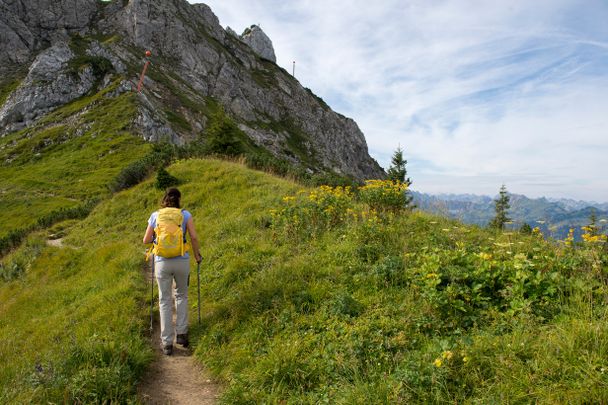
193, 0, 608, 202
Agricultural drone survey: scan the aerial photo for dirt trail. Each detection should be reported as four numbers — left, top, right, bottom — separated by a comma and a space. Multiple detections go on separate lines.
138, 267, 220, 404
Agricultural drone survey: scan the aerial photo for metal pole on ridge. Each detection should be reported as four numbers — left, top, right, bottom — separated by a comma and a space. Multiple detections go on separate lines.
136, 50, 152, 93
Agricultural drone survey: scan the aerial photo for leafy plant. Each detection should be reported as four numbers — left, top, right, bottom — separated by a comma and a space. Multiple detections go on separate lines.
155, 167, 179, 190
358, 179, 409, 212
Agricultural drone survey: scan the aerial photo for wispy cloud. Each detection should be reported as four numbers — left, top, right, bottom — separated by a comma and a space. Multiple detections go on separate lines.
194, 0, 608, 202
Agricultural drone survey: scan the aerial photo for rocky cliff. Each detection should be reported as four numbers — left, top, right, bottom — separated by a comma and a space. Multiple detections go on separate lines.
0, 0, 384, 180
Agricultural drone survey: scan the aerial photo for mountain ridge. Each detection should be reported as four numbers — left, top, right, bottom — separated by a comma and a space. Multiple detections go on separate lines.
412, 190, 608, 239
0, 0, 384, 180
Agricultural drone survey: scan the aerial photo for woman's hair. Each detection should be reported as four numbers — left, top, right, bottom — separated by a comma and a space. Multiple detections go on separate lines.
161, 188, 181, 208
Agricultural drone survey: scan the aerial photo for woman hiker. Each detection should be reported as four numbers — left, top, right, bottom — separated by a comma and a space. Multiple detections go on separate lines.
143, 187, 202, 355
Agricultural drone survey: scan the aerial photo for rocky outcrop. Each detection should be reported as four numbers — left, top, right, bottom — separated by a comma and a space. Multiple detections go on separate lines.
0, 0, 385, 180
0, 0, 98, 69
0, 42, 96, 132
240, 25, 276, 63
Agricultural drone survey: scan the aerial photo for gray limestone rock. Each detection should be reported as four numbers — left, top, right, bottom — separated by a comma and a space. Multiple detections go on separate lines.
240, 25, 276, 63
0, 0, 98, 68
0, 0, 385, 179
0, 42, 95, 133
225, 26, 239, 38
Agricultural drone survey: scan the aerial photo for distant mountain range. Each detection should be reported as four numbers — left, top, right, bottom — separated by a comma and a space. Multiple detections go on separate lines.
412, 191, 608, 240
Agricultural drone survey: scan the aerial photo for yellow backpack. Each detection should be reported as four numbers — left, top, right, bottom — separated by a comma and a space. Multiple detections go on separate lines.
152, 208, 190, 258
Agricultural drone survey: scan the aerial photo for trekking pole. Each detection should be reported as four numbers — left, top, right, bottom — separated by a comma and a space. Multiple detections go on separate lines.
150, 254, 155, 333
197, 260, 201, 324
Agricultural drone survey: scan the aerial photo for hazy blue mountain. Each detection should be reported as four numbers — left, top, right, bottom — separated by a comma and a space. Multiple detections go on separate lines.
411, 191, 608, 240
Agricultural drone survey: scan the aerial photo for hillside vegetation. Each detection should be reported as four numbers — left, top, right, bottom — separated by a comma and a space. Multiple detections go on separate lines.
1, 157, 607, 403
0, 80, 149, 253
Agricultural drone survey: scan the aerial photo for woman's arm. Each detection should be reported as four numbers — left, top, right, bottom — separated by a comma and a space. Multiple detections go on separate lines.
186, 216, 202, 263
143, 225, 154, 244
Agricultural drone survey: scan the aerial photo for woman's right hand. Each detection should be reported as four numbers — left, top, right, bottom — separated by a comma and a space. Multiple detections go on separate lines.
195, 253, 202, 264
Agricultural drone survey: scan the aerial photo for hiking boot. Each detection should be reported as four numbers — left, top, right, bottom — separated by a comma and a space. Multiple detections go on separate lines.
176, 333, 189, 348
162, 345, 173, 355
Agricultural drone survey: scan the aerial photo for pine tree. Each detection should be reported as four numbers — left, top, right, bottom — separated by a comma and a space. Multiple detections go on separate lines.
387, 146, 413, 208
519, 222, 532, 235
489, 184, 511, 230
387, 146, 411, 186
585, 208, 599, 236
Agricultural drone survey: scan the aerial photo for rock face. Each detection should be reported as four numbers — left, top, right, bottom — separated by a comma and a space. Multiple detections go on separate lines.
240, 25, 277, 63
0, 0, 98, 68
0, 43, 96, 132
0, 0, 384, 180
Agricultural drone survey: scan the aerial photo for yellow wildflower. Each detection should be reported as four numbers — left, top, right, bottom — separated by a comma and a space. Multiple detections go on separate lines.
478, 252, 492, 260
433, 358, 442, 367
564, 228, 574, 247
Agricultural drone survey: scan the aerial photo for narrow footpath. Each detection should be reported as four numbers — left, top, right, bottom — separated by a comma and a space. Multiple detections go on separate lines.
138, 266, 220, 404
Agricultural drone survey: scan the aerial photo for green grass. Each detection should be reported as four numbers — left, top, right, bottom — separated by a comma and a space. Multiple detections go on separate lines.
0, 75, 23, 107
250, 117, 320, 169
0, 80, 148, 240
165, 109, 192, 132
175, 161, 606, 403
0, 158, 299, 402
1, 158, 607, 403
0, 233, 151, 403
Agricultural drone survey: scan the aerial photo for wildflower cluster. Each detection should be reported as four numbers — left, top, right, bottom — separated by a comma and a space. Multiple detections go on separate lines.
270, 185, 355, 239
358, 180, 409, 212
581, 225, 607, 244
532, 227, 543, 238
433, 350, 455, 368
411, 240, 567, 328
271, 180, 411, 240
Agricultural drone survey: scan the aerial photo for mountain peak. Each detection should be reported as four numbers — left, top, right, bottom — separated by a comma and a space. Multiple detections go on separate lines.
240, 24, 277, 62
0, 0, 384, 180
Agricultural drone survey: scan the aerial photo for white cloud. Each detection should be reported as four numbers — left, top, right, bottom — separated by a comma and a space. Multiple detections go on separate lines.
193, 0, 608, 202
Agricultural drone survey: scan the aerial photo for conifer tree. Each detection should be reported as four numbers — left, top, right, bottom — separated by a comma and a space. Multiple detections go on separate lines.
387, 146, 411, 186
519, 222, 532, 235
387, 146, 413, 208
489, 184, 511, 230
586, 208, 599, 236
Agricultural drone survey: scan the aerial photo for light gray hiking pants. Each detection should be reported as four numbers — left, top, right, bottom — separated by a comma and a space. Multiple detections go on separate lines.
155, 258, 189, 347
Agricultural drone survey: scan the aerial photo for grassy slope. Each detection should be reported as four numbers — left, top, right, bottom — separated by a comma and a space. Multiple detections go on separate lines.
195, 185, 608, 403
1, 158, 607, 403
0, 159, 299, 403
0, 80, 149, 240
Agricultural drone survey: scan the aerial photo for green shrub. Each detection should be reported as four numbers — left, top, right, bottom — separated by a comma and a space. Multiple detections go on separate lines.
270, 185, 355, 240
110, 143, 174, 192
330, 292, 365, 317
358, 179, 409, 212
0, 228, 29, 258
372, 255, 407, 287
205, 109, 246, 156
36, 200, 98, 228
68, 56, 113, 79
155, 167, 179, 190
0, 236, 44, 282
410, 246, 568, 329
